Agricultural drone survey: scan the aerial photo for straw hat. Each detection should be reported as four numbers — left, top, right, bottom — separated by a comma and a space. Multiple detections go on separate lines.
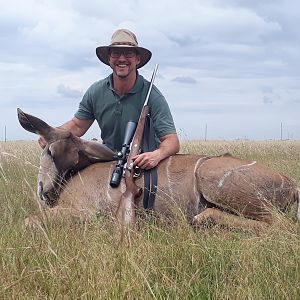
96, 29, 152, 69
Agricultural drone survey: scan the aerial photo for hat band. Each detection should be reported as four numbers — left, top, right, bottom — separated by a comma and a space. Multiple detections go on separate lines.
110, 42, 137, 47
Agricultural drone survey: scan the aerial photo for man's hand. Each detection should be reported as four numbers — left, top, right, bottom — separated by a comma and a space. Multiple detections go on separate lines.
132, 150, 161, 170
132, 133, 180, 170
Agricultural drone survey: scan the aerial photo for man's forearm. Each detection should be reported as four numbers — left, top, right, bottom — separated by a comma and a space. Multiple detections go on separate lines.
156, 133, 180, 161
58, 118, 93, 137
58, 120, 81, 136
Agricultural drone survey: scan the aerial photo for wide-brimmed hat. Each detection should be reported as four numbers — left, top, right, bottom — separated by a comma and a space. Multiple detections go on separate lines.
96, 29, 152, 69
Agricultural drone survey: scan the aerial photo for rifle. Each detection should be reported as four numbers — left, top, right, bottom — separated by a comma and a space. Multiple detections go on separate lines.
116, 64, 159, 225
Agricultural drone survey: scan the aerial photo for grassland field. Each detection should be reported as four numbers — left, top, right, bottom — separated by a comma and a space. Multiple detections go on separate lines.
0, 140, 300, 299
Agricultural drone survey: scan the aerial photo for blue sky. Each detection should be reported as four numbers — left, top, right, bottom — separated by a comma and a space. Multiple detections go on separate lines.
1, 0, 300, 141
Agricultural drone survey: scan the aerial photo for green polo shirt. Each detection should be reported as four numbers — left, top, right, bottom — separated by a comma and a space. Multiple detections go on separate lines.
75, 73, 176, 150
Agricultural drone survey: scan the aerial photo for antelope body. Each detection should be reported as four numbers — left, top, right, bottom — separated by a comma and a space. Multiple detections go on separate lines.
17, 109, 300, 231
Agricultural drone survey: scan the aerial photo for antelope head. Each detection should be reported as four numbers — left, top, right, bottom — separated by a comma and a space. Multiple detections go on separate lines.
17, 108, 115, 207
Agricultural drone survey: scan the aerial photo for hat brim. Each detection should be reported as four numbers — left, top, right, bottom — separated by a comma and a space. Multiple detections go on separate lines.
96, 45, 152, 69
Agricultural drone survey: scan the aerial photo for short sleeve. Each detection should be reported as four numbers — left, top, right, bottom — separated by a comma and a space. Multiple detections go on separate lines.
74, 87, 95, 120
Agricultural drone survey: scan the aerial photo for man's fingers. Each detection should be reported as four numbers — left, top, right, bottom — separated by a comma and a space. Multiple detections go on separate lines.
132, 154, 145, 167
133, 154, 158, 169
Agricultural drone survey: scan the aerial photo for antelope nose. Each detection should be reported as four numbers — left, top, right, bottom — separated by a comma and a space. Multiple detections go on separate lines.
38, 181, 44, 200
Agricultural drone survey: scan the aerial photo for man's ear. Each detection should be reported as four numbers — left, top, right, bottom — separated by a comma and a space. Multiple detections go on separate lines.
136, 55, 141, 66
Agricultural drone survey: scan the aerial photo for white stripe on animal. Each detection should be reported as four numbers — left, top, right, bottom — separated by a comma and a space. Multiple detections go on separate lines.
166, 156, 173, 199
218, 161, 257, 187
193, 156, 211, 200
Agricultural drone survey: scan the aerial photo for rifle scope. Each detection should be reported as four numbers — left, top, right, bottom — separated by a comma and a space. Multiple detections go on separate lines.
109, 121, 137, 188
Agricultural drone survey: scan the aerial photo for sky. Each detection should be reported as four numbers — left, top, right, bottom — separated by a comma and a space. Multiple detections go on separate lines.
1, 0, 300, 141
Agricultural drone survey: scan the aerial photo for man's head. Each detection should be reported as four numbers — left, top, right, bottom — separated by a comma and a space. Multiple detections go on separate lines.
96, 29, 152, 69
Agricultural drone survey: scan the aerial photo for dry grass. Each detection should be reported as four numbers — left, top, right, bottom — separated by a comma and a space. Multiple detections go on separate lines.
0, 140, 300, 299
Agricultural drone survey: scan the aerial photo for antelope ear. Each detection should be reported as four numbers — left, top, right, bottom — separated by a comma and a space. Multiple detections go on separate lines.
72, 136, 116, 162
17, 108, 69, 143
17, 108, 52, 135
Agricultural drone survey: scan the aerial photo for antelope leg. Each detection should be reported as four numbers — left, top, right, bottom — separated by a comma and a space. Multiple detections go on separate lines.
193, 207, 269, 233
24, 206, 96, 228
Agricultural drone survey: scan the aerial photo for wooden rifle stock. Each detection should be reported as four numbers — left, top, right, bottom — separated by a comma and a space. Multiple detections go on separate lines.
116, 64, 158, 224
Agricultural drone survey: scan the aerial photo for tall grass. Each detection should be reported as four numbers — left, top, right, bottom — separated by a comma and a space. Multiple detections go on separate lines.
0, 140, 299, 299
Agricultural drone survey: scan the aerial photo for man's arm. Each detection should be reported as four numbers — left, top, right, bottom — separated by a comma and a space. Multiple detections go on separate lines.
132, 133, 180, 170
58, 117, 93, 137
38, 117, 93, 148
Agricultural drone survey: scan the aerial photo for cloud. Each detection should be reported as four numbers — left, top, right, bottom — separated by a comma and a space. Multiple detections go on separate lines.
56, 84, 82, 99
172, 76, 197, 84
1, 0, 300, 140
262, 95, 273, 104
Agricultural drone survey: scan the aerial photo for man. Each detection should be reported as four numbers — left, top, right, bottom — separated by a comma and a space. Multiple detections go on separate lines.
39, 29, 179, 169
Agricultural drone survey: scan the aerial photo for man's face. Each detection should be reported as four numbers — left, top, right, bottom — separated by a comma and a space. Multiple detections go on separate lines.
108, 47, 140, 79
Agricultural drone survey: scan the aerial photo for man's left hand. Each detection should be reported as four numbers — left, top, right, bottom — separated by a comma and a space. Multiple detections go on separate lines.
132, 150, 161, 170
132, 133, 180, 170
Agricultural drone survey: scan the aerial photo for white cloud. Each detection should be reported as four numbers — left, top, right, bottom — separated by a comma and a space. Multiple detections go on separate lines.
56, 84, 82, 98
1, 0, 300, 141
172, 76, 198, 84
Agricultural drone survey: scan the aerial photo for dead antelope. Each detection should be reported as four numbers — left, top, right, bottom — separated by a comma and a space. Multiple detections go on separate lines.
17, 109, 300, 232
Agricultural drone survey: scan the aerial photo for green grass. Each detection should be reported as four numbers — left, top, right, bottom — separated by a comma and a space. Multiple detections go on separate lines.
0, 140, 300, 299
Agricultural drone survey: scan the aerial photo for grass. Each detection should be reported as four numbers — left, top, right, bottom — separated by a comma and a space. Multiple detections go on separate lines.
0, 140, 300, 299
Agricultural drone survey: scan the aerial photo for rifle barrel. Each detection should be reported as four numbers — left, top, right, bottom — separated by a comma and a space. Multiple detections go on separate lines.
144, 64, 159, 106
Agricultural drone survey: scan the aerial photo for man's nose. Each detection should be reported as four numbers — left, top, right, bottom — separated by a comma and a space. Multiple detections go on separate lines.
118, 53, 127, 60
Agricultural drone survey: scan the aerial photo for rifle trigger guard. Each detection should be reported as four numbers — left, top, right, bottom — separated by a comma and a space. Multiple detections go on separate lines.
133, 166, 141, 178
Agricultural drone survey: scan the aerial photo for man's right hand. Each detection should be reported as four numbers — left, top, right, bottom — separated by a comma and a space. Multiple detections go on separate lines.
38, 136, 47, 149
